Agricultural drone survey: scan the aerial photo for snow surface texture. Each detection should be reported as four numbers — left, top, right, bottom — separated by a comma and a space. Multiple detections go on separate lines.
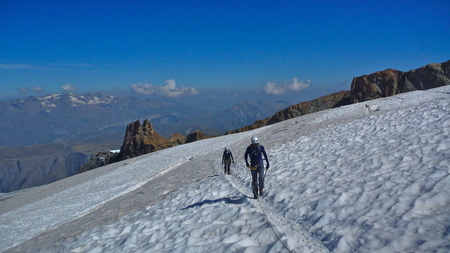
1, 86, 449, 253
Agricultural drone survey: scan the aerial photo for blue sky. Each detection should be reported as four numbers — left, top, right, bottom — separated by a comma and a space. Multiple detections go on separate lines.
1, 0, 449, 101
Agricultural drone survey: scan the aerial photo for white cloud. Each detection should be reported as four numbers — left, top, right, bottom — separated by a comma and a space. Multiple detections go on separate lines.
264, 82, 286, 95
129, 83, 155, 95
18, 87, 29, 93
264, 78, 311, 95
18, 85, 44, 94
61, 84, 78, 91
288, 78, 310, 91
130, 79, 199, 98
31, 86, 44, 92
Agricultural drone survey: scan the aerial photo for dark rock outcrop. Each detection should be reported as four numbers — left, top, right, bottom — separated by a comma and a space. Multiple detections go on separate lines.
227, 60, 449, 134
169, 133, 187, 145
117, 119, 175, 161
77, 151, 118, 174
185, 130, 215, 143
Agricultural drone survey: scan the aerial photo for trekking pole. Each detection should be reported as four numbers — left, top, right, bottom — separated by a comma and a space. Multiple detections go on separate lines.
264, 161, 269, 178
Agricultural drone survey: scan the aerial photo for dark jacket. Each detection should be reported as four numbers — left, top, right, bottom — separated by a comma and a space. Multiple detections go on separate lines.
244, 144, 268, 166
222, 150, 234, 164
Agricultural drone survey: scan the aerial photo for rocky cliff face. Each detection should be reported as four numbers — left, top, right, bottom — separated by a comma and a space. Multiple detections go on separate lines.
349, 61, 450, 103
227, 60, 449, 134
0, 149, 88, 193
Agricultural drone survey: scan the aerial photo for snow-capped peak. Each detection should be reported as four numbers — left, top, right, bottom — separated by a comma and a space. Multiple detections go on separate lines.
34, 92, 115, 109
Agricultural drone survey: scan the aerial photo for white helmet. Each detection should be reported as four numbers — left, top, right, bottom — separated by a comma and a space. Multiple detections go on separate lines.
251, 136, 258, 144
224, 147, 229, 151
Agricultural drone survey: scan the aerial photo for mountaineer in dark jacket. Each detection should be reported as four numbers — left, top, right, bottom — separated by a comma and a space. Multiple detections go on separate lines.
222, 147, 234, 175
244, 136, 269, 199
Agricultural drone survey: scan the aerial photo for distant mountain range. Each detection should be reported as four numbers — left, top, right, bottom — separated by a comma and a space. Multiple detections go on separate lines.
0, 92, 289, 148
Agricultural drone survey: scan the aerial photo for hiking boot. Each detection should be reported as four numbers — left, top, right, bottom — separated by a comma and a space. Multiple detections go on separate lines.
259, 189, 264, 197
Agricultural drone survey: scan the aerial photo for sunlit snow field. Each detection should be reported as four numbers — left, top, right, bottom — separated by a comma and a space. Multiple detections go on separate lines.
1, 86, 449, 253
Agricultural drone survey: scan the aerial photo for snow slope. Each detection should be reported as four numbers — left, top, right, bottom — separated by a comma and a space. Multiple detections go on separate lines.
1, 86, 449, 253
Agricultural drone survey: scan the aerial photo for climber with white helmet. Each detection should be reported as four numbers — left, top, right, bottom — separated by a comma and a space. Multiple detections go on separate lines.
244, 136, 270, 199
222, 146, 234, 175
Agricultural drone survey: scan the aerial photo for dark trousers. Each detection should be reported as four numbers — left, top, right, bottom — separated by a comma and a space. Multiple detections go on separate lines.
224, 160, 231, 175
251, 161, 265, 194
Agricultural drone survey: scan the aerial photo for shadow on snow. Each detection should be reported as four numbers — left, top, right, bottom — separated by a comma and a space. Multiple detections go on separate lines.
181, 195, 247, 210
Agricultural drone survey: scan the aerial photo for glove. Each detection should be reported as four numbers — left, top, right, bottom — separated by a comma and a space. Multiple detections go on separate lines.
266, 163, 270, 170
232, 161, 235, 164
246, 162, 250, 168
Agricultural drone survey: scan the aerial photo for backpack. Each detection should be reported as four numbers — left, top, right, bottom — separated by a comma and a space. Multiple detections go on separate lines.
251, 145, 262, 159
